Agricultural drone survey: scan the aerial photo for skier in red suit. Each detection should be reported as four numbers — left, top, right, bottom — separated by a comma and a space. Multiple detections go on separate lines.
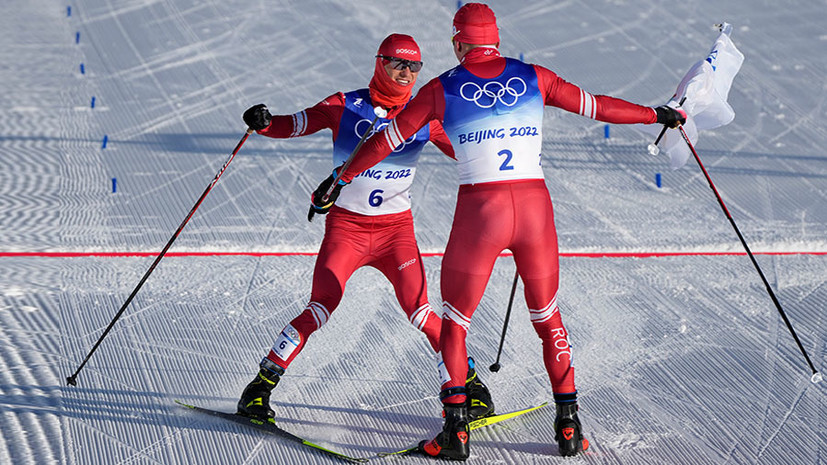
237, 33, 494, 424
313, 4, 686, 460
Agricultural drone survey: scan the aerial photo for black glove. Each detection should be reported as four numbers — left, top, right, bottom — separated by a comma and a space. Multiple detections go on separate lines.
307, 170, 347, 221
655, 105, 687, 129
243, 103, 272, 131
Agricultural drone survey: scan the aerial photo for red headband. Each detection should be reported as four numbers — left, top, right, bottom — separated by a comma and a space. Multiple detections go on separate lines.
377, 33, 421, 61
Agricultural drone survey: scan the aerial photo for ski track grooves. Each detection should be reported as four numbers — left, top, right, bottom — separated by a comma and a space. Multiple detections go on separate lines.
1, 1, 825, 465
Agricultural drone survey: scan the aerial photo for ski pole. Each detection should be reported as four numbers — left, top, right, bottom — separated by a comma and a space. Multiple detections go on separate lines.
66, 128, 255, 387
489, 270, 519, 372
308, 106, 388, 222
676, 125, 822, 384
324, 106, 388, 203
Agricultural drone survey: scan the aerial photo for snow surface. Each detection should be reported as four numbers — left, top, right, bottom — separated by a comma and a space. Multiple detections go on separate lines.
1, 0, 825, 464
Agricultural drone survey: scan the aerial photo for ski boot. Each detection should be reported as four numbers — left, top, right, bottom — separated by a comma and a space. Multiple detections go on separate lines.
466, 357, 495, 421
419, 402, 470, 461
237, 358, 284, 420
554, 401, 589, 456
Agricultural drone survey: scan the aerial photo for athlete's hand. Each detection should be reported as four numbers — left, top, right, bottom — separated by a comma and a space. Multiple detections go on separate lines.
307, 170, 347, 221
655, 105, 687, 128
243, 104, 272, 131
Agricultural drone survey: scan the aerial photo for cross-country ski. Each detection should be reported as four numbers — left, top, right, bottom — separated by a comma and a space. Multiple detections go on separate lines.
175, 400, 368, 463
376, 402, 554, 458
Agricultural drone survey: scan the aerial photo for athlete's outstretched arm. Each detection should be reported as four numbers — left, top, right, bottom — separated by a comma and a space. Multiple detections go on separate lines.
258, 93, 345, 139
339, 79, 446, 183
534, 65, 658, 125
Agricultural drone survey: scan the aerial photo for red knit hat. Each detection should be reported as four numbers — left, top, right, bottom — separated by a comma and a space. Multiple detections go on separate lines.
452, 3, 499, 45
376, 33, 421, 61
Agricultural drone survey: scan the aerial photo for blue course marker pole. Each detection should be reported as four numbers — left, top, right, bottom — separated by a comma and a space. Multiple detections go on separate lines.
604, 124, 610, 139
80, 63, 85, 74
67, 6, 71, 17
91, 96, 96, 108
102, 135, 108, 149
655, 173, 662, 188
112, 178, 117, 193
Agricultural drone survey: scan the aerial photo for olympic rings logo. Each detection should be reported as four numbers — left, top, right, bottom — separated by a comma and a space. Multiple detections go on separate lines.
354, 119, 417, 152
460, 77, 527, 108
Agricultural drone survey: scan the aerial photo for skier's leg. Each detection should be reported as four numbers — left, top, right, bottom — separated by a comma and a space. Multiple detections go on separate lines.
239, 211, 366, 418
420, 185, 511, 460
263, 222, 366, 370
514, 258, 575, 396
511, 181, 586, 456
372, 214, 441, 351
439, 218, 502, 404
509, 182, 575, 395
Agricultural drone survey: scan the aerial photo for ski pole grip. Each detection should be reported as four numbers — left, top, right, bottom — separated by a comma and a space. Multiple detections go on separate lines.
654, 96, 687, 145
373, 106, 389, 119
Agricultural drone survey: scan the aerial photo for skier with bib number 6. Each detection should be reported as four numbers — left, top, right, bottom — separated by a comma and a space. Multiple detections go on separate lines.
311, 5, 686, 460
237, 33, 495, 424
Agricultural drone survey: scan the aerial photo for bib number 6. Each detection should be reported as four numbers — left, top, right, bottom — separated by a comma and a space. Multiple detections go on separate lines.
369, 189, 384, 207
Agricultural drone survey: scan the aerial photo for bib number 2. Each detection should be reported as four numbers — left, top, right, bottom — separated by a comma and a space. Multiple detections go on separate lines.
498, 149, 514, 171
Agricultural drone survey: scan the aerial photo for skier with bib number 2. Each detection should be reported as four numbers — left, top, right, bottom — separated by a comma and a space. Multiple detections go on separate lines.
237, 33, 495, 424
311, 5, 686, 460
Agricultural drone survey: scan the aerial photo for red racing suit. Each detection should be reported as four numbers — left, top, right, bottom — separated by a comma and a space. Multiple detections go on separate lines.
339, 47, 658, 402
258, 90, 455, 370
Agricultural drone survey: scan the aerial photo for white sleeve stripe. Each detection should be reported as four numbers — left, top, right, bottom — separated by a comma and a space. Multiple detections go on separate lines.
585, 92, 594, 119
299, 111, 307, 136
290, 111, 307, 137
385, 119, 405, 149
590, 93, 597, 119
579, 90, 596, 119
442, 301, 471, 331
383, 128, 395, 149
